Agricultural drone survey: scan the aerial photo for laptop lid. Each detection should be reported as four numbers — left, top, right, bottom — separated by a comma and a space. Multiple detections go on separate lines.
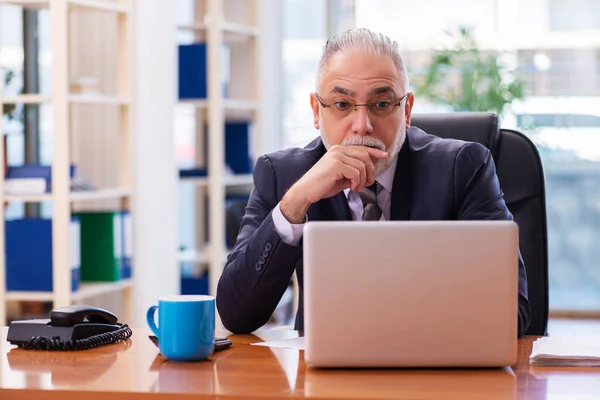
302, 220, 519, 368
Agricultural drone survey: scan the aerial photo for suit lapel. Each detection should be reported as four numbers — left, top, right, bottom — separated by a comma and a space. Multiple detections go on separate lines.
327, 192, 353, 220
390, 136, 411, 220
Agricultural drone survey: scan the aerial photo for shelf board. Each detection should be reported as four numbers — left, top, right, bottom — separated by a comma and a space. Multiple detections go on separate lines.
179, 249, 210, 264
180, 174, 253, 187
1, 94, 130, 105
178, 21, 259, 37
5, 291, 53, 302
72, 279, 133, 301
68, 0, 131, 13
221, 21, 259, 36
224, 174, 254, 186
179, 248, 231, 264
223, 99, 260, 110
6, 279, 133, 302
178, 98, 259, 111
1, 94, 52, 104
0, 0, 47, 9
3, 187, 131, 203
0, 0, 131, 13
178, 22, 207, 31
70, 187, 131, 201
68, 94, 131, 105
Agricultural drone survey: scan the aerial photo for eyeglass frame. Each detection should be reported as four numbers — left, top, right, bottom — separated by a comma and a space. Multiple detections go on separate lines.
314, 92, 411, 117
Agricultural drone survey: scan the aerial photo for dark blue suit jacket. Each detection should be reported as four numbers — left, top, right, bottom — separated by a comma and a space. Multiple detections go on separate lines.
216, 127, 531, 336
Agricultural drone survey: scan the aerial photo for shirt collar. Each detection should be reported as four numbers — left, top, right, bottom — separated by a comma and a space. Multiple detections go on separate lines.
375, 155, 397, 194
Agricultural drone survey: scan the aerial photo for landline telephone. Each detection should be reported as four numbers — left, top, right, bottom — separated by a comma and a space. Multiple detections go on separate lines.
7, 305, 132, 351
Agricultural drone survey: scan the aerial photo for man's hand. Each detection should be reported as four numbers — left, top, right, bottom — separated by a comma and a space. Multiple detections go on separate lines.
280, 145, 388, 223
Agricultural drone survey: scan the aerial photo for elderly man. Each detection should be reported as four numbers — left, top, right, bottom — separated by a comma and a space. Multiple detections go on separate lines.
216, 28, 531, 336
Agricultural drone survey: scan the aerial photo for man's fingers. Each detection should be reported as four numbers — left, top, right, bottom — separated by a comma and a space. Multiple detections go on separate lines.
328, 144, 388, 189
337, 163, 361, 191
364, 147, 388, 159
336, 154, 367, 190
335, 147, 377, 187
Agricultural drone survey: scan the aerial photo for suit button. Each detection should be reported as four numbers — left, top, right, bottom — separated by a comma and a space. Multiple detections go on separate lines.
262, 249, 269, 257
265, 242, 272, 251
255, 263, 262, 271
259, 256, 266, 264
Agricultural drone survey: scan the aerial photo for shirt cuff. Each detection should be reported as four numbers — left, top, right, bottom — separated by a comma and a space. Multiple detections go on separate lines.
272, 201, 306, 246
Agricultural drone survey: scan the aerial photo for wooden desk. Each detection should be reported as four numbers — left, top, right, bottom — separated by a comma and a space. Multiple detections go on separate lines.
1, 327, 600, 399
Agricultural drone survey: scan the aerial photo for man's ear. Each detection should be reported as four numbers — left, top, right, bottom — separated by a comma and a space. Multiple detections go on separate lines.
310, 93, 320, 129
405, 92, 415, 128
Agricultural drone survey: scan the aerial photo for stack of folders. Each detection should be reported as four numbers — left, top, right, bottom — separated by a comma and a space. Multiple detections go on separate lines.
530, 334, 600, 366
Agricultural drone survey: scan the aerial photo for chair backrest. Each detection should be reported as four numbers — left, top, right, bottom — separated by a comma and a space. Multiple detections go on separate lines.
225, 199, 249, 248
411, 112, 549, 336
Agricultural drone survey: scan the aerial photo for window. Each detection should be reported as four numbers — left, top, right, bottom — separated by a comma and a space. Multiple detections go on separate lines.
281, 0, 328, 149
355, 0, 600, 312
549, 0, 600, 30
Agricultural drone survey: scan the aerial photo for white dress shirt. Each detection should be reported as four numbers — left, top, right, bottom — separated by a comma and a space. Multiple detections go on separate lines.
272, 156, 398, 246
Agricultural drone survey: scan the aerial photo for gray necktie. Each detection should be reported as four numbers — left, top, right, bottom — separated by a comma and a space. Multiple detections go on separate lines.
359, 182, 382, 221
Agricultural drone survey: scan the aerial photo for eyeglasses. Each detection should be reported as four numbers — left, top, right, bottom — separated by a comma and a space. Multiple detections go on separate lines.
314, 92, 410, 118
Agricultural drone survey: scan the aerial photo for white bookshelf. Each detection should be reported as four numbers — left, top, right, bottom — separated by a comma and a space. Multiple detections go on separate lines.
0, 0, 135, 325
176, 0, 262, 303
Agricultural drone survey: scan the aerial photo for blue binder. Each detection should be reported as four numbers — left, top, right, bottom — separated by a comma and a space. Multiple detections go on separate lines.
178, 43, 229, 99
5, 218, 80, 292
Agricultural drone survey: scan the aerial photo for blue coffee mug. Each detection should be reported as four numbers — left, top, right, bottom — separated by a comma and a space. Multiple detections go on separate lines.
146, 295, 215, 362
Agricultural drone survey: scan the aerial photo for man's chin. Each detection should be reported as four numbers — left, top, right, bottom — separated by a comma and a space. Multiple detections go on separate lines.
373, 157, 393, 175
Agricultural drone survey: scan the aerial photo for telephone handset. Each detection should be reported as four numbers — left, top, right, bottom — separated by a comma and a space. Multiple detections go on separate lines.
7, 305, 132, 351
49, 305, 118, 326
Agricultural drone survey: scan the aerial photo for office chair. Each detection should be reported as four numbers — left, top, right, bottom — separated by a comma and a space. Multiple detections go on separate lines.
225, 200, 248, 249
225, 197, 299, 328
412, 112, 549, 336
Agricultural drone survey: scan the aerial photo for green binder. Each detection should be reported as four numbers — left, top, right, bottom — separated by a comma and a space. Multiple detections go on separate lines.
73, 211, 122, 282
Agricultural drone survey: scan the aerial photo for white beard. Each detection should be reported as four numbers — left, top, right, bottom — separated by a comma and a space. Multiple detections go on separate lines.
320, 122, 406, 176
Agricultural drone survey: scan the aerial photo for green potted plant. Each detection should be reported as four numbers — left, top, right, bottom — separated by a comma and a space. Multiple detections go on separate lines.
413, 27, 526, 115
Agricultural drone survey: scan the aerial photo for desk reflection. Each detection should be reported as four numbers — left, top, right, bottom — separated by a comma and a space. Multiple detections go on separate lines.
4, 326, 600, 400
149, 354, 217, 393
512, 342, 549, 399
150, 331, 529, 400
150, 333, 300, 396
305, 364, 517, 399
5, 339, 131, 389
528, 367, 600, 398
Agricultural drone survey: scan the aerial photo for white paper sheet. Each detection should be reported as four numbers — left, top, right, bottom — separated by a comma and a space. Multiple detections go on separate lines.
251, 337, 306, 350
530, 334, 600, 366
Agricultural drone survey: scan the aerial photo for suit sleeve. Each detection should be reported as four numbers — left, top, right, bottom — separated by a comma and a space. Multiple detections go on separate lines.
216, 155, 303, 334
454, 142, 532, 337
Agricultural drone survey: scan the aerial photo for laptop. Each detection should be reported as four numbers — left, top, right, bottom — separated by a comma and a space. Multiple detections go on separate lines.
302, 220, 519, 368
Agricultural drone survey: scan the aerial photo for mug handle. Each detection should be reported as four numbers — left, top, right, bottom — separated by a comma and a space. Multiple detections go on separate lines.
146, 305, 159, 337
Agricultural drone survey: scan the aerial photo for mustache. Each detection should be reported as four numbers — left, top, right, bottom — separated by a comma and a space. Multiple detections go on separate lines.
340, 136, 386, 151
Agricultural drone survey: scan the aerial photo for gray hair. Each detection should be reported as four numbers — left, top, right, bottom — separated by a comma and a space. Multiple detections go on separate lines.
316, 28, 409, 91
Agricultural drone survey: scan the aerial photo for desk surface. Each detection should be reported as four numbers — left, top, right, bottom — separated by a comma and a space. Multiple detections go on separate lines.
1, 326, 600, 400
